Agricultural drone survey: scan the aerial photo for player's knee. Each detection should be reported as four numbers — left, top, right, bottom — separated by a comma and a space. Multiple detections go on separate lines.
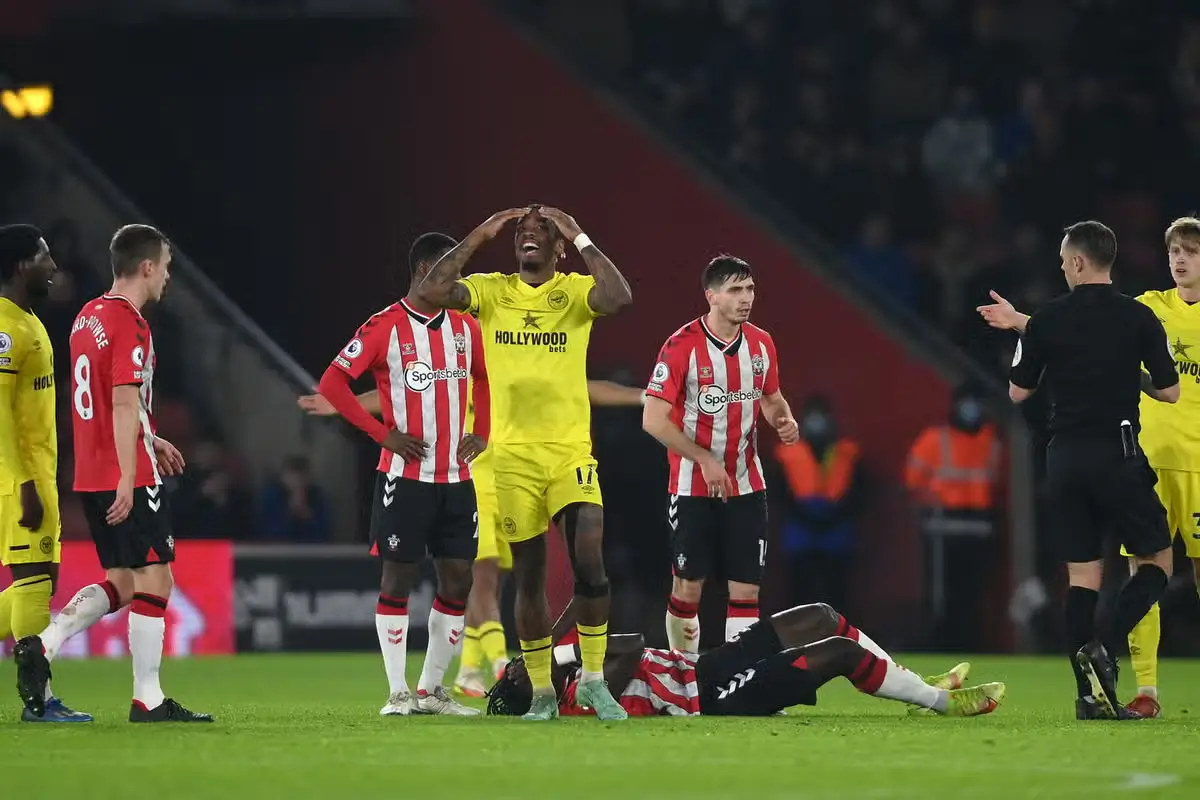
105, 569, 135, 607
436, 559, 474, 603
671, 576, 703, 603
379, 561, 417, 598
791, 603, 840, 638
727, 582, 759, 603
132, 563, 173, 598
472, 558, 500, 592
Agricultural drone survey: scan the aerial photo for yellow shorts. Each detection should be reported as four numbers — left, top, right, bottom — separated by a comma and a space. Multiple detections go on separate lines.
0, 479, 62, 566
493, 441, 602, 544
471, 451, 512, 570
1121, 468, 1200, 559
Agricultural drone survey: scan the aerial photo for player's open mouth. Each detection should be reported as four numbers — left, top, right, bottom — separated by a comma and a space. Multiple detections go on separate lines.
520, 242, 540, 254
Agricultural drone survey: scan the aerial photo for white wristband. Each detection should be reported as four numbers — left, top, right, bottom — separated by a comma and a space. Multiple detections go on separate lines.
553, 644, 579, 666
573, 233, 593, 252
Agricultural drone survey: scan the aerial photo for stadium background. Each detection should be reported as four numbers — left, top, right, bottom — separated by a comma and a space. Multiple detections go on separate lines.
1, 0, 1196, 660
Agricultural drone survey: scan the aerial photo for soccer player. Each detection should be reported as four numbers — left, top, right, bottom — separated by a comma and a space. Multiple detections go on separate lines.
298, 378, 645, 697
642, 255, 798, 653
0, 225, 90, 722
486, 602, 1003, 718
415, 205, 633, 721
981, 216, 1200, 718
19, 224, 211, 723
317, 232, 490, 716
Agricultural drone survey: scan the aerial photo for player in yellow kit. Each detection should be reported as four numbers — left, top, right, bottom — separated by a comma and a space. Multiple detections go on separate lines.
417, 206, 633, 721
1119, 217, 1200, 717
0, 225, 90, 722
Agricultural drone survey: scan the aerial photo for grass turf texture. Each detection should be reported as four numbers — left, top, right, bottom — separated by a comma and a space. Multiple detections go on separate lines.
3, 654, 1200, 798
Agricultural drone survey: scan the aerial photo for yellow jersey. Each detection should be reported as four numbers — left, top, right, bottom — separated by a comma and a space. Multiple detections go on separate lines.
0, 297, 57, 493
1138, 289, 1200, 472
460, 271, 598, 445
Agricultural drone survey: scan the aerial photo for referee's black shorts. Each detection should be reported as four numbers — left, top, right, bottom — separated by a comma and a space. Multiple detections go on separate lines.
1044, 432, 1171, 563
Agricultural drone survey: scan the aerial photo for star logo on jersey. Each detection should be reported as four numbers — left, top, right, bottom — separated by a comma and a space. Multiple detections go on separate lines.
522, 312, 540, 329
1172, 337, 1192, 359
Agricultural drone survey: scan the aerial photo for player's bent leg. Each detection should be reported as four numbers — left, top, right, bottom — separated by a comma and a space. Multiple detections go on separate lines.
666, 576, 703, 652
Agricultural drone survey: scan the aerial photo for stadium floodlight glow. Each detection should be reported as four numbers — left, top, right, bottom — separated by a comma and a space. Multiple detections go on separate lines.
1, 86, 53, 118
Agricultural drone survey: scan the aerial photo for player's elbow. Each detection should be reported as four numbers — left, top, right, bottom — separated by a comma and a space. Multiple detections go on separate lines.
1157, 382, 1181, 404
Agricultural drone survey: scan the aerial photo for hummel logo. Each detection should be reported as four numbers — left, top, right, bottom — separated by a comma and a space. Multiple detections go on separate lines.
146, 485, 161, 513
668, 495, 679, 531
449, 629, 463, 646
388, 628, 405, 645
383, 478, 396, 508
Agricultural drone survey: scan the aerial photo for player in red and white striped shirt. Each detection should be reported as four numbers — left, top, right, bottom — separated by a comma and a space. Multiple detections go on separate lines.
486, 602, 1005, 718
319, 232, 490, 717
642, 256, 798, 653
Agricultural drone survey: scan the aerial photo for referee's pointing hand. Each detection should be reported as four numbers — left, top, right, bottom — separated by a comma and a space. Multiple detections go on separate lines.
976, 290, 1026, 331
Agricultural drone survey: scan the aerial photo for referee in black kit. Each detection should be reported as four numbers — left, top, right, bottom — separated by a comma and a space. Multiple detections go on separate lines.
978, 220, 1179, 720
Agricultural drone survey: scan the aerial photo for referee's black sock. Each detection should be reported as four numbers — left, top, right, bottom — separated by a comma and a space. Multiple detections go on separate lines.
1065, 586, 1099, 699
1110, 564, 1169, 646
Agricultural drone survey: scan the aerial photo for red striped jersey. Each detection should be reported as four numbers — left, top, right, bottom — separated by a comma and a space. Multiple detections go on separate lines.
70, 294, 161, 491
331, 299, 485, 483
645, 317, 779, 497
560, 648, 701, 717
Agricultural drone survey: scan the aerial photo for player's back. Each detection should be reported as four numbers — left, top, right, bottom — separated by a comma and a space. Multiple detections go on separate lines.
69, 294, 158, 491
461, 271, 596, 445
1137, 289, 1200, 472
0, 298, 57, 487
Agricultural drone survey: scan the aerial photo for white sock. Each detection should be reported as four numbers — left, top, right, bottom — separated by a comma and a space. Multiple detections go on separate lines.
418, 598, 466, 695
852, 629, 892, 663
1138, 686, 1158, 700
42, 581, 117, 662
666, 595, 700, 652
375, 595, 409, 695
857, 658, 945, 711
128, 595, 167, 710
726, 601, 758, 642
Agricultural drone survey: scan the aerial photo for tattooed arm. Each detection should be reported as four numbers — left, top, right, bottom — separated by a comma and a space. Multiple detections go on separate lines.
415, 208, 526, 310
539, 207, 632, 316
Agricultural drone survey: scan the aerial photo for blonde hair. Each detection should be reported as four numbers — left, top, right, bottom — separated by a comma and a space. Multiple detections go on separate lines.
1164, 216, 1200, 248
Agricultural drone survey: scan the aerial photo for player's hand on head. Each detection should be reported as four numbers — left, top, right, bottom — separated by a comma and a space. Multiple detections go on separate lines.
538, 207, 583, 240
775, 416, 800, 445
458, 434, 487, 463
297, 392, 337, 416
382, 429, 428, 462
480, 208, 528, 239
152, 436, 186, 477
699, 456, 734, 502
976, 290, 1022, 330
107, 479, 134, 526
17, 481, 44, 531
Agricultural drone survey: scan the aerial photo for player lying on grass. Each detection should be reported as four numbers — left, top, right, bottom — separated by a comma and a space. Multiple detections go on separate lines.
486, 601, 1005, 718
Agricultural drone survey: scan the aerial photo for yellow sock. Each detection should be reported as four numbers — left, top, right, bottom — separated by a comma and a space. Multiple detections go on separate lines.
577, 622, 609, 679
520, 636, 553, 693
1128, 600, 1161, 692
460, 626, 482, 671
0, 585, 13, 641
479, 620, 507, 664
10, 574, 52, 640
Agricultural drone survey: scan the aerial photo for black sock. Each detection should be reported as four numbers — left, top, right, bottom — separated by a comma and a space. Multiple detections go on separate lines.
1065, 586, 1099, 699
1110, 564, 1169, 646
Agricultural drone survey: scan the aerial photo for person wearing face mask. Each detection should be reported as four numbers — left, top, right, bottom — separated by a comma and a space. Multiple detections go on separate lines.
772, 396, 862, 610
905, 382, 1002, 654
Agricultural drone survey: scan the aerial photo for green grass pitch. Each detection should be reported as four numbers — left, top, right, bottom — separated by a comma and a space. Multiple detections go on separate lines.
3, 654, 1200, 798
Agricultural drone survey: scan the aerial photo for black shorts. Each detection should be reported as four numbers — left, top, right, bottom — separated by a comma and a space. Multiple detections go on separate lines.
695, 621, 819, 715
369, 474, 478, 563
79, 486, 176, 570
1044, 434, 1171, 563
669, 491, 768, 585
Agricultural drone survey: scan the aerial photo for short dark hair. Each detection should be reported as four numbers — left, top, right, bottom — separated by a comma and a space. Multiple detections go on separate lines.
0, 224, 44, 282
703, 254, 753, 290
1063, 220, 1117, 269
485, 656, 533, 717
518, 204, 562, 241
408, 232, 457, 275
110, 224, 169, 278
